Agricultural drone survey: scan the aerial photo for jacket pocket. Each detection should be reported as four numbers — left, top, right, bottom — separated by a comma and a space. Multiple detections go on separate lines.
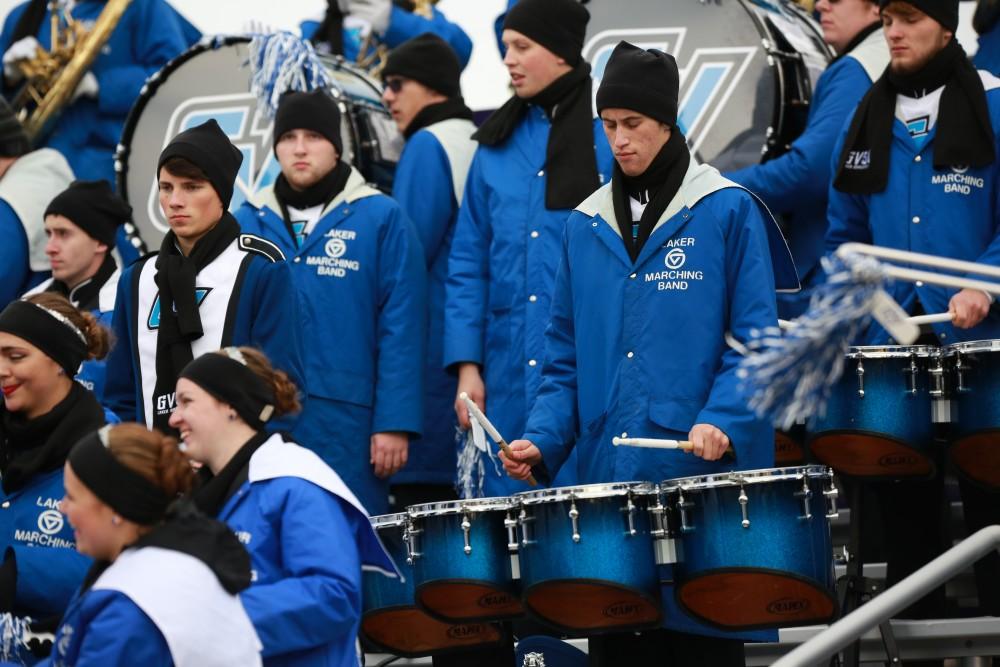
648, 398, 702, 435
307, 368, 374, 407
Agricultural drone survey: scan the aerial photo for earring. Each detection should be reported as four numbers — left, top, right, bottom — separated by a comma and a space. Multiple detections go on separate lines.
57, 369, 65, 376
228, 412, 237, 422
111, 516, 121, 526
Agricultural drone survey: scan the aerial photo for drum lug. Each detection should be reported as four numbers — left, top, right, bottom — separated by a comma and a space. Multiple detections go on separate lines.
677, 490, 694, 533
621, 496, 637, 537
461, 511, 472, 555
738, 484, 751, 529
929, 356, 945, 398
794, 475, 813, 520
569, 497, 581, 543
404, 522, 422, 564
504, 510, 519, 553
904, 355, 918, 396
955, 352, 970, 393
649, 496, 669, 538
856, 359, 865, 398
518, 507, 534, 547
823, 477, 840, 519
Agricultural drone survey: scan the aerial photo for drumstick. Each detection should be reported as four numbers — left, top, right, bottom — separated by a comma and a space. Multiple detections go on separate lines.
780, 311, 954, 329
613, 436, 736, 457
459, 392, 537, 486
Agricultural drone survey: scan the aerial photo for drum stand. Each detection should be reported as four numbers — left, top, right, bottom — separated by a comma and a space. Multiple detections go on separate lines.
833, 482, 901, 667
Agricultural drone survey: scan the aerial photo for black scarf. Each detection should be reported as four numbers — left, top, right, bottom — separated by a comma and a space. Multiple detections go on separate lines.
834, 38, 994, 194
9, 0, 46, 45
190, 431, 270, 517
48, 254, 117, 312
151, 214, 241, 433
0, 382, 104, 493
274, 160, 351, 245
473, 62, 600, 209
831, 21, 882, 66
611, 129, 691, 262
404, 97, 475, 139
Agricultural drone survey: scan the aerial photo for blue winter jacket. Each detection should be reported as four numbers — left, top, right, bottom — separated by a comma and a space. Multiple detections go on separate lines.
826, 70, 1000, 344
727, 28, 888, 315
390, 119, 477, 486
219, 435, 397, 667
235, 168, 426, 515
444, 106, 614, 497
0, 202, 45, 309
103, 237, 307, 429
2, 469, 90, 617
524, 161, 787, 484
975, 21, 1000, 75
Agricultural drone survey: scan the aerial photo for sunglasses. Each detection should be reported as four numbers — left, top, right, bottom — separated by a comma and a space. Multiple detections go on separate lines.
384, 78, 407, 93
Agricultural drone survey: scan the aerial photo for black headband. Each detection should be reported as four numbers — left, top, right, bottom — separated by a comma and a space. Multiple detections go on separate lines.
68, 427, 172, 525
179, 350, 276, 430
0, 300, 87, 375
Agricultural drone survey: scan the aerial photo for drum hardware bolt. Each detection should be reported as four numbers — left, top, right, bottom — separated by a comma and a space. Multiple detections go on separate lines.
955, 353, 969, 393
568, 498, 581, 543
649, 500, 668, 538
678, 490, 694, 533
461, 512, 472, 555
504, 511, 519, 553
795, 476, 813, 520
904, 357, 918, 396
856, 360, 865, 398
929, 360, 945, 398
824, 479, 840, 519
404, 523, 423, 564
738, 483, 750, 529
622, 496, 638, 537
519, 508, 534, 547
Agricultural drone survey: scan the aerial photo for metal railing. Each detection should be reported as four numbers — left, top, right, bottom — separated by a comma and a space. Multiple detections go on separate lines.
772, 526, 1000, 667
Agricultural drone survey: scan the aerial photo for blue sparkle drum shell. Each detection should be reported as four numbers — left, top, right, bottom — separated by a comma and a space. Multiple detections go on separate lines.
407, 498, 523, 622
944, 340, 1000, 489
808, 346, 939, 478
514, 483, 662, 634
662, 466, 838, 630
361, 513, 505, 657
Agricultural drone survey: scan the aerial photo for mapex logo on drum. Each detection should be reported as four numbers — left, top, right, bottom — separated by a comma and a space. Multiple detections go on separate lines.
446, 624, 490, 640
766, 598, 810, 615
584, 28, 755, 156
602, 601, 645, 619
477, 591, 516, 608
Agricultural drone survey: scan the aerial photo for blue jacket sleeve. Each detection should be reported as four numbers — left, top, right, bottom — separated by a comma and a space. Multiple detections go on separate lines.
726, 60, 872, 213
392, 132, 455, 266
524, 223, 580, 477
824, 118, 873, 253
694, 195, 779, 458
0, 201, 31, 308
94, 1, 190, 116
65, 591, 172, 667
239, 483, 362, 658
384, 5, 472, 68
11, 544, 90, 616
372, 208, 427, 435
443, 151, 490, 369
103, 266, 139, 424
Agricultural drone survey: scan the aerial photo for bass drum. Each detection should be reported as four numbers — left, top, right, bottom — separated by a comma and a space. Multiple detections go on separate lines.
583, 0, 831, 171
115, 36, 402, 251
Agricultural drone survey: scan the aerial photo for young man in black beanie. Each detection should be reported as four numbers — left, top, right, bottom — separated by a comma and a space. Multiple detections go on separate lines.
379, 33, 474, 509
104, 119, 306, 439
0, 97, 73, 309
235, 89, 426, 517
445, 0, 614, 498
502, 41, 798, 666
23, 180, 130, 399
827, 0, 1000, 619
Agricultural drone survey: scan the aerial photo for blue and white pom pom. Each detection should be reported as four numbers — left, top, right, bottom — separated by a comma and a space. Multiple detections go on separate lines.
738, 251, 887, 429
247, 31, 334, 118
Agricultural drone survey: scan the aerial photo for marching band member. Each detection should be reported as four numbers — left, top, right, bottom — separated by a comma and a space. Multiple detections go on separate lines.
0, 293, 107, 617
381, 33, 476, 508
502, 42, 797, 665
0, 98, 72, 309
235, 89, 426, 516
827, 0, 1000, 616
46, 423, 261, 666
172, 347, 397, 667
104, 119, 306, 437
445, 0, 613, 497
25, 180, 129, 402
727, 0, 889, 317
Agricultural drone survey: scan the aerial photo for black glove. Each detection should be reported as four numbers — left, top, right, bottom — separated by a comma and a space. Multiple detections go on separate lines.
25, 614, 58, 659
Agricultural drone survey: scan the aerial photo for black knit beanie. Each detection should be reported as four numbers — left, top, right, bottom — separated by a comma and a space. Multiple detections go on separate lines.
157, 119, 244, 209
273, 89, 344, 156
502, 0, 590, 66
382, 33, 462, 97
44, 180, 132, 247
0, 98, 29, 158
879, 0, 958, 31
596, 41, 680, 127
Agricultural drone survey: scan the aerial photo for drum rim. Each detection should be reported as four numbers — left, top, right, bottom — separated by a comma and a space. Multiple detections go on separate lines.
408, 497, 513, 517
660, 465, 832, 490
370, 512, 410, 528
846, 345, 940, 358
515, 481, 655, 504
943, 339, 1000, 354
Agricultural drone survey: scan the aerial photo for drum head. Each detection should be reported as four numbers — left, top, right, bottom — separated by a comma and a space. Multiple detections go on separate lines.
361, 608, 504, 657
416, 580, 523, 622
775, 429, 806, 466
809, 432, 936, 478
117, 37, 401, 249
951, 431, 1000, 489
523, 580, 662, 634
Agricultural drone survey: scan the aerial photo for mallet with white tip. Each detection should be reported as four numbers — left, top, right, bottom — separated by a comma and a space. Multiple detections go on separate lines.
460, 392, 537, 486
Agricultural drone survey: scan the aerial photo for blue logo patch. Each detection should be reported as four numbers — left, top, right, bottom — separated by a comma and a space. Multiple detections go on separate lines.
147, 288, 212, 330
906, 116, 930, 138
